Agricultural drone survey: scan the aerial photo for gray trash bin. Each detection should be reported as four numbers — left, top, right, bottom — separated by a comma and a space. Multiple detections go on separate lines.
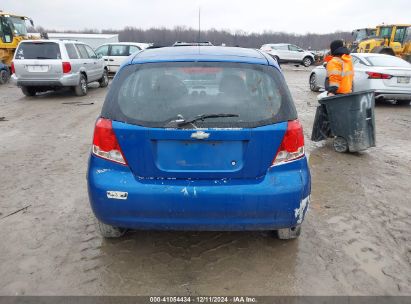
314, 90, 376, 152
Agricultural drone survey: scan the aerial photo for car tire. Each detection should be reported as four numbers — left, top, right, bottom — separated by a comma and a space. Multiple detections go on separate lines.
0, 69, 10, 84
74, 74, 88, 96
396, 100, 410, 106
99, 69, 109, 88
309, 73, 320, 92
21, 86, 37, 97
302, 56, 313, 67
277, 225, 301, 240
371, 46, 396, 56
96, 219, 126, 238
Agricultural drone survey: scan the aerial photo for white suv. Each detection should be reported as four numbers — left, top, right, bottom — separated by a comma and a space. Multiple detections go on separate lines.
260, 43, 315, 67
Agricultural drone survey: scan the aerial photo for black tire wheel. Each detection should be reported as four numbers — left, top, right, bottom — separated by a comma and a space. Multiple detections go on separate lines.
0, 69, 10, 84
21, 86, 37, 97
302, 56, 313, 67
333, 136, 349, 153
371, 46, 395, 56
277, 225, 301, 240
96, 219, 126, 238
309, 73, 320, 92
74, 74, 88, 96
396, 100, 410, 106
99, 69, 109, 88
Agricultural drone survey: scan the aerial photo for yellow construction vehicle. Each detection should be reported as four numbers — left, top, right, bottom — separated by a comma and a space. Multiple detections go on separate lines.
0, 11, 37, 66
349, 28, 376, 52
357, 24, 411, 62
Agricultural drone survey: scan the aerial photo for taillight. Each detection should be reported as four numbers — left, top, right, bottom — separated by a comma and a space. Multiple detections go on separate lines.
92, 118, 127, 165
62, 62, 71, 74
11, 62, 15, 74
272, 120, 305, 166
366, 71, 392, 79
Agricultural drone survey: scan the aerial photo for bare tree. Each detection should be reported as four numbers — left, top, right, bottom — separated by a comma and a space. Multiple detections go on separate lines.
30, 26, 352, 50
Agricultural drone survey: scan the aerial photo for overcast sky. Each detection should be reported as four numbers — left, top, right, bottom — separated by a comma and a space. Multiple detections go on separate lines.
1, 0, 410, 34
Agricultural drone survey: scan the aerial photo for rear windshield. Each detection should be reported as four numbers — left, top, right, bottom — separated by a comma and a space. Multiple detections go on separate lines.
15, 42, 61, 60
102, 62, 297, 128
366, 56, 411, 68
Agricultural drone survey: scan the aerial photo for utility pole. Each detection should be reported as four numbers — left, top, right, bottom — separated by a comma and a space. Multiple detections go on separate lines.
198, 7, 201, 42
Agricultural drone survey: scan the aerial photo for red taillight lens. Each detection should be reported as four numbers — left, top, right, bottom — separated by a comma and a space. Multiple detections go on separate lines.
366, 71, 392, 79
92, 118, 127, 165
272, 120, 305, 166
11, 62, 15, 74
62, 62, 71, 74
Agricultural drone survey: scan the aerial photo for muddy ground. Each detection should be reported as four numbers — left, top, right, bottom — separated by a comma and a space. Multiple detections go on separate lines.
0, 65, 410, 296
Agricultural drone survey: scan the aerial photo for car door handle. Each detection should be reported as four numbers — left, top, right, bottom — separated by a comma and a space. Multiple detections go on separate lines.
83, 62, 88, 65
104, 59, 108, 61
109, 59, 114, 62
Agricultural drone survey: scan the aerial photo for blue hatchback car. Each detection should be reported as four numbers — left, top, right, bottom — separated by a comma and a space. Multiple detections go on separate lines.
87, 46, 311, 239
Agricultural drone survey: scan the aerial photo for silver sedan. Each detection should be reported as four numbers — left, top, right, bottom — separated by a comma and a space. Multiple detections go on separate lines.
309, 53, 411, 105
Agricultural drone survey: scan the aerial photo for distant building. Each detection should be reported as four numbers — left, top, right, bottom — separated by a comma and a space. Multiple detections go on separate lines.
30, 33, 119, 49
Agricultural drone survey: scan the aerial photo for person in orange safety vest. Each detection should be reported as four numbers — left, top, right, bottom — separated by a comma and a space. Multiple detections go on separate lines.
325, 40, 353, 96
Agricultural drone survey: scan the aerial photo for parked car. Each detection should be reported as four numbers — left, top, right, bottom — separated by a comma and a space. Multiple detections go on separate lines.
260, 43, 315, 67
0, 62, 10, 84
87, 46, 311, 239
173, 41, 214, 47
95, 42, 151, 74
309, 53, 411, 105
11, 40, 108, 96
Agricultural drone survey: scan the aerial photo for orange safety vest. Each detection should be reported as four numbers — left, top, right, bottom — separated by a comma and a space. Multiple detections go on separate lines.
326, 54, 354, 94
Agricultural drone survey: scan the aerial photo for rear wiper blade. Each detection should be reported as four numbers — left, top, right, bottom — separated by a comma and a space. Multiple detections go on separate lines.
177, 113, 239, 127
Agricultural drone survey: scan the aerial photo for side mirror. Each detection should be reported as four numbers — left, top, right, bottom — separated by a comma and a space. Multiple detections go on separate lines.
298, 49, 304, 52
97, 54, 103, 59
322, 62, 327, 67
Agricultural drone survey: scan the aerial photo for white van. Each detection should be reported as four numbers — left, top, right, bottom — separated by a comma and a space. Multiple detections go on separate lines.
95, 42, 151, 74
11, 40, 108, 96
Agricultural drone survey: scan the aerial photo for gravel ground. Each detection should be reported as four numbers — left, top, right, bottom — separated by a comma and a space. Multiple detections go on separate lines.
0, 65, 410, 295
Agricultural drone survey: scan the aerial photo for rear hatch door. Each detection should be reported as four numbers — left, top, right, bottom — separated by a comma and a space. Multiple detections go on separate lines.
113, 122, 287, 179
102, 61, 297, 180
14, 41, 63, 79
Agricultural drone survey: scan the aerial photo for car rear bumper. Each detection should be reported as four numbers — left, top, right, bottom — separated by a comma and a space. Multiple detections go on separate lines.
87, 155, 311, 231
374, 91, 411, 100
11, 73, 80, 87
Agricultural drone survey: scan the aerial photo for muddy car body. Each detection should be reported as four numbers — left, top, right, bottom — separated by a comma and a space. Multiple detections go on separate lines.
87, 46, 311, 239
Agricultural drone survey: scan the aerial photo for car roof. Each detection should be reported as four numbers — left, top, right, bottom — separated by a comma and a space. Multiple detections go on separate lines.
100, 42, 150, 46
129, 46, 270, 65
351, 52, 408, 61
265, 43, 289, 46
19, 39, 87, 45
351, 53, 389, 57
